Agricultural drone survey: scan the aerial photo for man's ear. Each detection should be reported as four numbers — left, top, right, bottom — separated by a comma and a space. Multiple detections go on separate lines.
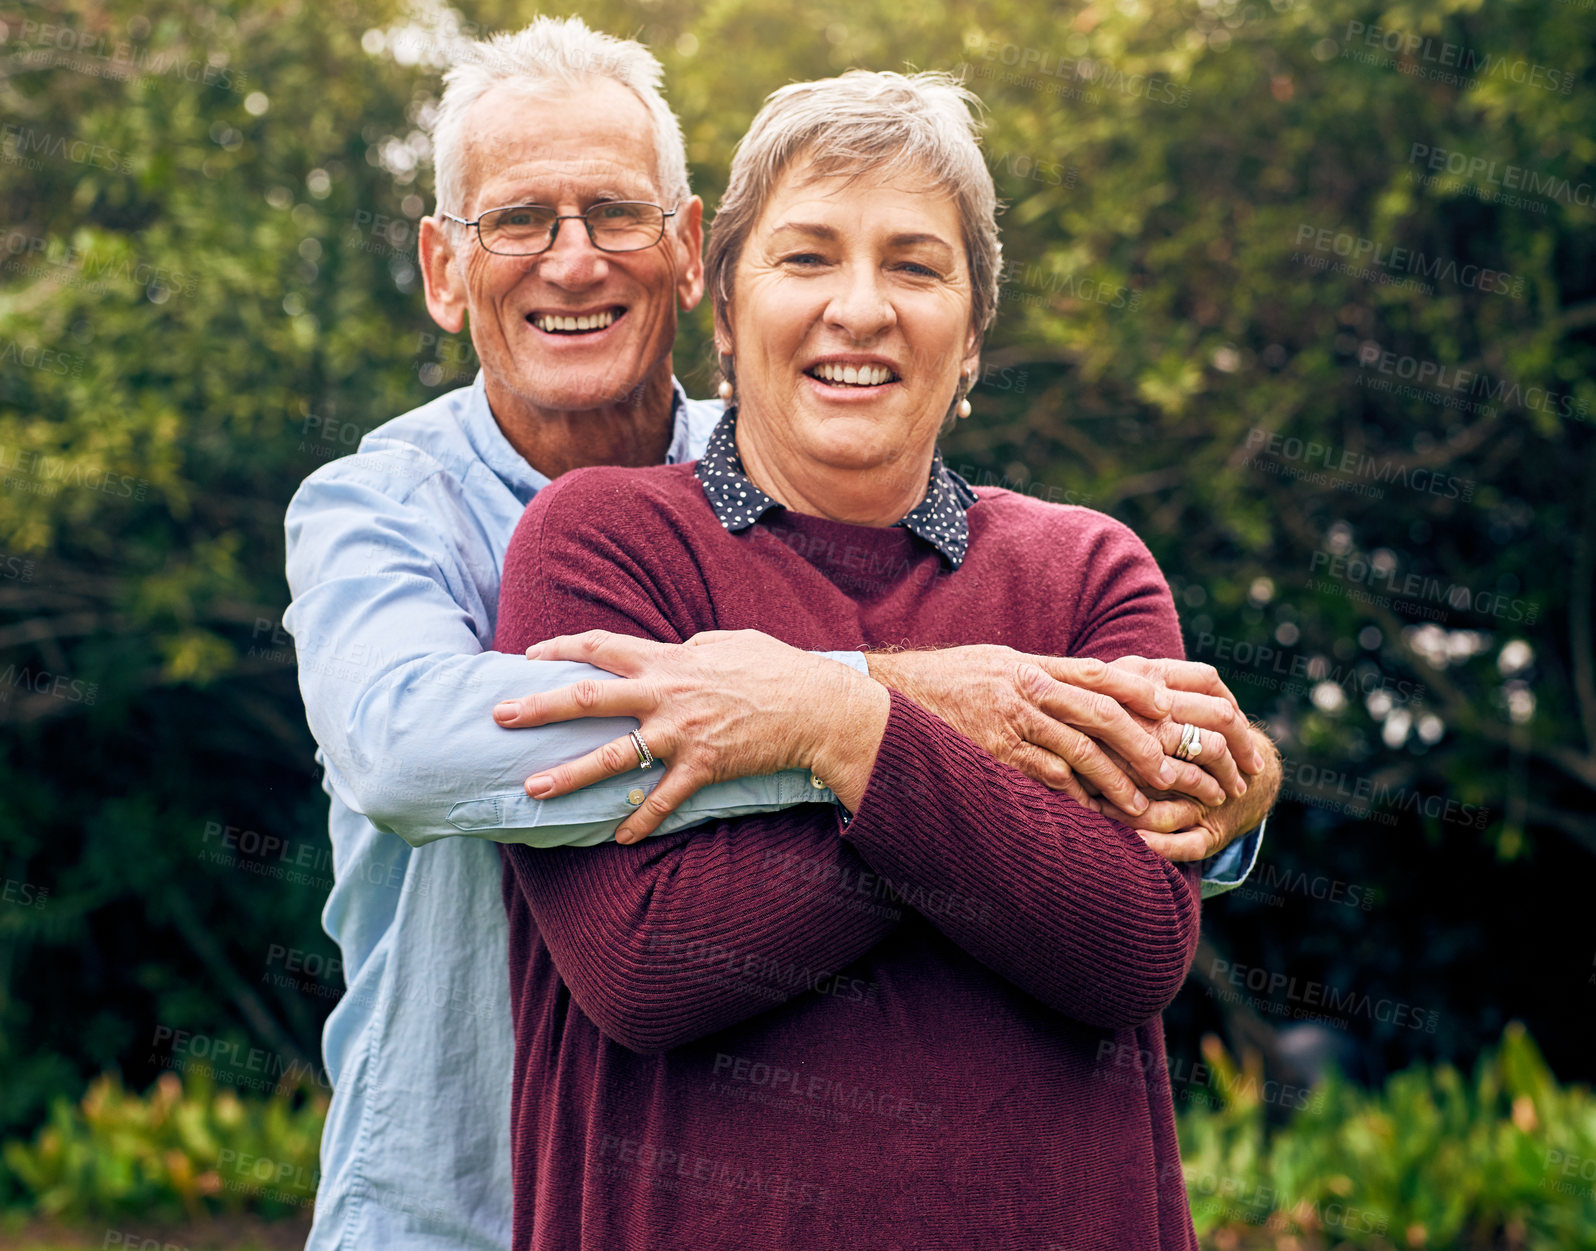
419, 216, 467, 334
674, 195, 705, 312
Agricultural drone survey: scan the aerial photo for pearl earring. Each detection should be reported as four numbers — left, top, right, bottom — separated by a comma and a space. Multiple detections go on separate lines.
957, 375, 973, 419
717, 379, 734, 402
957, 396, 972, 419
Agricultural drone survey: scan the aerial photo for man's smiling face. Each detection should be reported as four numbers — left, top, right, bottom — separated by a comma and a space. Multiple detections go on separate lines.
425, 77, 703, 418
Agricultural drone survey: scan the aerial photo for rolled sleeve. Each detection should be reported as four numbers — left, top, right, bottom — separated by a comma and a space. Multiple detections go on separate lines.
1198, 819, 1266, 900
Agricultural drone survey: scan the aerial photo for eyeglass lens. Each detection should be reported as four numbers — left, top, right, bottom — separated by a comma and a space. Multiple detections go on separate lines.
478, 203, 665, 254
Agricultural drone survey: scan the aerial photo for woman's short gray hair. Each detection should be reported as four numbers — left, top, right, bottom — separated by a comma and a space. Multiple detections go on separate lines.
706, 70, 1001, 343
430, 17, 690, 221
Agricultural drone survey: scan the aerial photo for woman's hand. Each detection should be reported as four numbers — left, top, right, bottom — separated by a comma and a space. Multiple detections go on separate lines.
492, 628, 888, 843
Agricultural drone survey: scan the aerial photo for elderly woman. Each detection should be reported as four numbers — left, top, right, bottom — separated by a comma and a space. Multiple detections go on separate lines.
494, 71, 1275, 1249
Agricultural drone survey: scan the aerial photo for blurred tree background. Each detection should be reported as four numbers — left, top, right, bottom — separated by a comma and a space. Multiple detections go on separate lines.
0, 0, 1592, 1241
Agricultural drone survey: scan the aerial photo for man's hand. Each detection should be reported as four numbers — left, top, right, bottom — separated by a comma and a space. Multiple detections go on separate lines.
866, 648, 1261, 815
865, 646, 1178, 816
1090, 726, 1283, 862
1106, 657, 1266, 775
491, 629, 887, 844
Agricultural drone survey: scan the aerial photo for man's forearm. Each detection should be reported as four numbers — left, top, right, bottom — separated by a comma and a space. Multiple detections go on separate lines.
319, 652, 869, 848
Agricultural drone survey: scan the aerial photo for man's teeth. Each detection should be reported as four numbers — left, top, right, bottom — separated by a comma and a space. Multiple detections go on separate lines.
811, 362, 896, 386
534, 309, 618, 333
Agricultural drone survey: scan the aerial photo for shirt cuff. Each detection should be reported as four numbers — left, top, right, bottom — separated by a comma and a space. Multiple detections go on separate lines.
823, 650, 870, 675
1198, 817, 1266, 900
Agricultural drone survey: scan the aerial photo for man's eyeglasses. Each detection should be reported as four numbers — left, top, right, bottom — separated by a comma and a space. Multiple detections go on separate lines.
441, 201, 678, 256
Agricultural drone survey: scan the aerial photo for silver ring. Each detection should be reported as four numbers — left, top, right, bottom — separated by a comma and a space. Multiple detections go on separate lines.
1174, 722, 1203, 762
629, 730, 655, 770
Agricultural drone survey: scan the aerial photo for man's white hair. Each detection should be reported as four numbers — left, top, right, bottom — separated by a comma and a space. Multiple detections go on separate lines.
429, 16, 691, 221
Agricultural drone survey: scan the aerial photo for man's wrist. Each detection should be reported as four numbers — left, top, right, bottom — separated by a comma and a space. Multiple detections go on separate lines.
863, 649, 917, 695
1203, 729, 1281, 841
806, 664, 891, 812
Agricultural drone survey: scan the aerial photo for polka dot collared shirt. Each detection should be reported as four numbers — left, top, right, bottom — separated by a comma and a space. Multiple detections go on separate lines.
692, 407, 977, 569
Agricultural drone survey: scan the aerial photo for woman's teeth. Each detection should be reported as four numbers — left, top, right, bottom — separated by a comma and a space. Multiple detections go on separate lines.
534, 309, 619, 333
810, 362, 896, 386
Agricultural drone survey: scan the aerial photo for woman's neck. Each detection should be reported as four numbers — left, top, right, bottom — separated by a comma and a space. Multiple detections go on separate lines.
733, 410, 935, 528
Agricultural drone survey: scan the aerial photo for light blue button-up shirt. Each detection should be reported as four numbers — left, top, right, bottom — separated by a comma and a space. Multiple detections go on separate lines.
283, 373, 1260, 1251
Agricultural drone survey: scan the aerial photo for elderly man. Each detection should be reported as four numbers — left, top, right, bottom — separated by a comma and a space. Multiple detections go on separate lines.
283, 18, 1270, 1251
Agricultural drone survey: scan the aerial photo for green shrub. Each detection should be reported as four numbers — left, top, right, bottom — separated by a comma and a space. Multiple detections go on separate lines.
6, 1024, 1595, 1245
1180, 1023, 1596, 1249
2, 1072, 325, 1223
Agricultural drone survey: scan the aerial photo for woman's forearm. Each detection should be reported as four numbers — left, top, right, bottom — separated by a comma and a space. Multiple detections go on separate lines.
835, 690, 1202, 1030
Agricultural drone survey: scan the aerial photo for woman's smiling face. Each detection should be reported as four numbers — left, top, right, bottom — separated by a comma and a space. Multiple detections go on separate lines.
720, 159, 978, 478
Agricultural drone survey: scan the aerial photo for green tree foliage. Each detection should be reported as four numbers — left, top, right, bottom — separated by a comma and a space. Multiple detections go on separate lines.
0, 0, 1591, 1182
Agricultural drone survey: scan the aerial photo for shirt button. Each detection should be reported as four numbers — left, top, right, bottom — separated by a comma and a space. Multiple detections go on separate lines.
627, 788, 646, 806
810, 772, 828, 790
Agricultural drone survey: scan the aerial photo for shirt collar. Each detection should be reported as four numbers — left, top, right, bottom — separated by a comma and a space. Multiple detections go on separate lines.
460, 371, 698, 502
693, 407, 975, 568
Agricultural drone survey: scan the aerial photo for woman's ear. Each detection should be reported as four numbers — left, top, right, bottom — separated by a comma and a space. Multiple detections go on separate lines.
961, 325, 981, 387
712, 304, 734, 361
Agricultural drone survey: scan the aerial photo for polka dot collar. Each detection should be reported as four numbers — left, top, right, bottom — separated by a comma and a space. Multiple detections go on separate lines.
693, 408, 975, 569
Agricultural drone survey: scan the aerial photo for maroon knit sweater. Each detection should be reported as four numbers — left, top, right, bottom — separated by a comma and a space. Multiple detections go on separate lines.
495, 462, 1201, 1251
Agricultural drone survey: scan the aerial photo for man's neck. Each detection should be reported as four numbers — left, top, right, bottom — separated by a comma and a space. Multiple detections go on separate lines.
486, 369, 677, 480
